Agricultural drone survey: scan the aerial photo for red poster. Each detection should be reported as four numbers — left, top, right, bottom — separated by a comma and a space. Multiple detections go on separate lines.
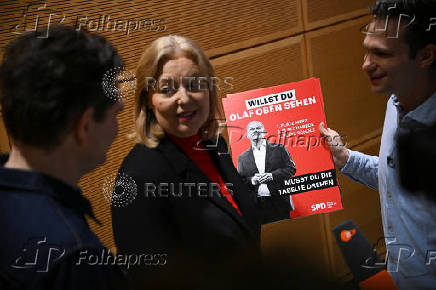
222, 78, 343, 223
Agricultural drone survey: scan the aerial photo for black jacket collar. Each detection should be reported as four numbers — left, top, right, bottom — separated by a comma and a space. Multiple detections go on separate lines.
156, 136, 259, 239
0, 154, 98, 223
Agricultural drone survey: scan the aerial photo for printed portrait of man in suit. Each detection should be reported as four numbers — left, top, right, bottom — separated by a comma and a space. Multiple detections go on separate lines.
237, 120, 296, 224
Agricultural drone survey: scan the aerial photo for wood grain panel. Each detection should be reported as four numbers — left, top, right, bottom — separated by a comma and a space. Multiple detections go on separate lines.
306, 16, 388, 147
212, 35, 308, 96
0, 113, 10, 153
0, 0, 303, 68
324, 136, 385, 279
302, 0, 373, 30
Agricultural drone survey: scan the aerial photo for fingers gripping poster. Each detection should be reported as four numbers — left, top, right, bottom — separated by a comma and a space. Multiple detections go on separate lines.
222, 78, 343, 223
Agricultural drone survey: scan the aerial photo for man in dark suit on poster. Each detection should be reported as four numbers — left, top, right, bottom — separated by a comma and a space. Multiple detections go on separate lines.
238, 121, 296, 224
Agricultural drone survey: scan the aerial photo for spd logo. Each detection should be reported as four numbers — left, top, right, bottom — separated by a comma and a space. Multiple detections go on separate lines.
311, 202, 326, 211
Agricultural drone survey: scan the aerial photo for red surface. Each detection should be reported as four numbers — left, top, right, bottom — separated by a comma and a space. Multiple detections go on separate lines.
359, 270, 397, 290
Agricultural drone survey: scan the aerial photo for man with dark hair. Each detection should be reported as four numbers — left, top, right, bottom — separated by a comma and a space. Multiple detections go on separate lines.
0, 25, 127, 289
320, 0, 436, 288
238, 121, 296, 224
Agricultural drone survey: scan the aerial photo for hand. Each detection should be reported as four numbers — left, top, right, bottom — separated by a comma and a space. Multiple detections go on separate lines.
319, 122, 349, 168
251, 174, 261, 185
258, 173, 273, 183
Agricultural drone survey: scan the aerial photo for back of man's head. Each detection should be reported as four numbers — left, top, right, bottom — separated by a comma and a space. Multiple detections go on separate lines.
0, 25, 123, 150
370, 0, 436, 68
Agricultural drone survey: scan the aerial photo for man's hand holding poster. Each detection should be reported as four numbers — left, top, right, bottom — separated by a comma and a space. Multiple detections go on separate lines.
222, 78, 343, 224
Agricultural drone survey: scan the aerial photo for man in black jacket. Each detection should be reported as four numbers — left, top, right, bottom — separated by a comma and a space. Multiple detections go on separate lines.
0, 25, 127, 289
238, 121, 296, 224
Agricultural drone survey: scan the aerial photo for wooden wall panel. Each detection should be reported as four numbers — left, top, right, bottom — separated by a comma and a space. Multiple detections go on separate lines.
302, 0, 373, 30
0, 113, 10, 153
306, 16, 387, 147
212, 36, 308, 95
0, 0, 303, 68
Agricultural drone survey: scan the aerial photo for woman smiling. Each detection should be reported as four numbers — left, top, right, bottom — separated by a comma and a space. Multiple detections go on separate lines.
111, 35, 261, 288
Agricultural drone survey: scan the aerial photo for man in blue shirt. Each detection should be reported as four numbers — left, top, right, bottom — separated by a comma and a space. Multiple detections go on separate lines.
0, 25, 127, 289
320, 0, 436, 289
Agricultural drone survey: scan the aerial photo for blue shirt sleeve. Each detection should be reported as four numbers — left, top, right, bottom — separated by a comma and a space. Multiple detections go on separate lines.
340, 149, 379, 190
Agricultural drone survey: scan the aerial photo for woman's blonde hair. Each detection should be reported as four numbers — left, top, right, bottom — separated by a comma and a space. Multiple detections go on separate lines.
133, 35, 223, 147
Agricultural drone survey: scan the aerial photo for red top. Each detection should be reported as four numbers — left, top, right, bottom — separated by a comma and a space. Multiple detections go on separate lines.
168, 133, 243, 216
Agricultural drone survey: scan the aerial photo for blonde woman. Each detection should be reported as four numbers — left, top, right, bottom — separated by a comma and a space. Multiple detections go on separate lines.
111, 35, 260, 287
